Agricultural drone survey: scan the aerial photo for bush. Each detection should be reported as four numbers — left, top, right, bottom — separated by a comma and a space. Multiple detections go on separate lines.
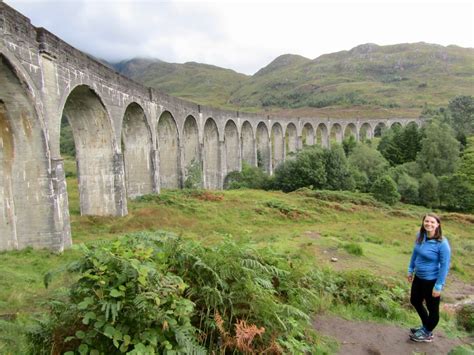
28, 235, 202, 354
343, 242, 364, 256
28, 232, 327, 354
272, 146, 327, 192
224, 162, 269, 190
418, 173, 439, 208
371, 175, 400, 205
456, 303, 474, 332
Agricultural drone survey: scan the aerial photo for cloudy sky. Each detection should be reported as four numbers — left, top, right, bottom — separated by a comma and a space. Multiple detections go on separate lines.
5, 0, 474, 75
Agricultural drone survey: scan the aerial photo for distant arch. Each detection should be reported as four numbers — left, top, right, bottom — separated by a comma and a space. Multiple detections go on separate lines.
330, 123, 343, 144
157, 111, 180, 188
344, 123, 357, 139
225, 120, 240, 174
183, 115, 201, 187
374, 122, 387, 137
241, 121, 256, 166
256, 122, 271, 173
271, 123, 284, 169
302, 123, 315, 146
285, 123, 298, 157
359, 122, 373, 141
203, 118, 220, 189
316, 123, 329, 148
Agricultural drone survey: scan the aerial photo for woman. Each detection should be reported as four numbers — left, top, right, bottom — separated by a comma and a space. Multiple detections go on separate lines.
407, 213, 451, 342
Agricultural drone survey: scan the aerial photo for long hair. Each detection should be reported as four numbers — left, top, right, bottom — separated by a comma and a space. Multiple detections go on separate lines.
417, 213, 443, 244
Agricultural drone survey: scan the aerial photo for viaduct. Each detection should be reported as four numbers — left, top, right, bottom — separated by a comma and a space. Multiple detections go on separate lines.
0, 2, 422, 251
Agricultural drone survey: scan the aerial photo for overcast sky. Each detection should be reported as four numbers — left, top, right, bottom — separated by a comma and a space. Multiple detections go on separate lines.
5, 0, 474, 75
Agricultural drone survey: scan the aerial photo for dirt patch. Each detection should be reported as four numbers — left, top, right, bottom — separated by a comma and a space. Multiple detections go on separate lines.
313, 314, 470, 355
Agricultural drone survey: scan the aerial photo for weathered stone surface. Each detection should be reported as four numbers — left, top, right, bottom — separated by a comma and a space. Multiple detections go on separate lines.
0, 2, 423, 250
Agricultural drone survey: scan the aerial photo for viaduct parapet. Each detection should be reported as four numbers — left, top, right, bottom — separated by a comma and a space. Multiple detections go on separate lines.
0, 2, 423, 251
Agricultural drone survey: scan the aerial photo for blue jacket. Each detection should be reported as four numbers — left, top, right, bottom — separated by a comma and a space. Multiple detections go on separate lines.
408, 233, 451, 291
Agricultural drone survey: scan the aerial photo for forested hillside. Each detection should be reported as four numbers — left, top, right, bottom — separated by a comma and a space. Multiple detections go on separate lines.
112, 42, 474, 117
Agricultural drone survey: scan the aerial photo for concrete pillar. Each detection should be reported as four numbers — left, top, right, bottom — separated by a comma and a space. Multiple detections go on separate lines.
113, 153, 128, 216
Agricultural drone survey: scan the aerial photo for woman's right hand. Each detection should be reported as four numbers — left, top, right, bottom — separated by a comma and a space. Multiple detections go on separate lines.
407, 274, 413, 283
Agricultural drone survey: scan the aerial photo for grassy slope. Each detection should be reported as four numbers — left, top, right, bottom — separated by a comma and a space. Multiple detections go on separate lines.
115, 43, 474, 117
1, 166, 473, 316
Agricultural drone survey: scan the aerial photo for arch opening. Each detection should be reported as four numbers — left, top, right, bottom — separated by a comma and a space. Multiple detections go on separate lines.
122, 103, 154, 197
302, 123, 315, 146
256, 122, 270, 173
241, 121, 255, 167
285, 123, 298, 157
271, 123, 284, 169
225, 120, 240, 174
157, 111, 180, 189
203, 118, 220, 189
183, 115, 201, 188
63, 85, 119, 216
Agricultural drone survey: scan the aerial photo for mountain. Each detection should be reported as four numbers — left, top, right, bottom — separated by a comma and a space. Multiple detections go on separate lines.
112, 43, 474, 117
112, 59, 248, 109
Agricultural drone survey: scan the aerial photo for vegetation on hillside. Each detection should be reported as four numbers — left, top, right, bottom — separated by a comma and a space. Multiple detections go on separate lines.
113, 43, 474, 117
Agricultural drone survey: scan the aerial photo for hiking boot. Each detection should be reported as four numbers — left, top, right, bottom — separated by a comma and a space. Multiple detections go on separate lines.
410, 329, 434, 342
409, 326, 422, 335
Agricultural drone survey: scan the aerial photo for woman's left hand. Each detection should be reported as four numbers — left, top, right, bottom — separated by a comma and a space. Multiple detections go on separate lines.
432, 290, 441, 298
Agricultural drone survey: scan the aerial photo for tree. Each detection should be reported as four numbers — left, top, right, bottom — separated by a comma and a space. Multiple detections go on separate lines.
348, 144, 389, 192
342, 135, 357, 156
400, 123, 424, 162
272, 146, 327, 192
371, 175, 400, 205
418, 173, 439, 208
377, 125, 403, 166
439, 174, 474, 212
397, 173, 419, 205
447, 95, 474, 142
457, 136, 474, 186
323, 145, 355, 191
416, 121, 460, 177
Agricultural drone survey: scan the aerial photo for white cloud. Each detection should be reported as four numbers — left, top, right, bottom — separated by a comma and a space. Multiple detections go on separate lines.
5, 0, 473, 74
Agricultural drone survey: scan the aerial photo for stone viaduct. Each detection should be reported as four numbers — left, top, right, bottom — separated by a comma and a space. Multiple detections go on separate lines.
0, 2, 422, 251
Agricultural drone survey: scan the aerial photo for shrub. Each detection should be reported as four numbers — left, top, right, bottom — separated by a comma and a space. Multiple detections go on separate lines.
343, 242, 364, 256
418, 172, 439, 208
456, 303, 474, 332
28, 232, 326, 354
371, 175, 400, 205
272, 146, 327, 192
28, 235, 202, 354
224, 162, 269, 190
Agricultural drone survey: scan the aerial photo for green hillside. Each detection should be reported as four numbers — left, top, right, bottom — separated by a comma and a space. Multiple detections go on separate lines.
113, 43, 474, 117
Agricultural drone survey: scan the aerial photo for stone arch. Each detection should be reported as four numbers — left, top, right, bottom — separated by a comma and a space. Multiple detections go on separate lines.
302, 123, 315, 146
224, 120, 240, 174
0, 54, 70, 250
122, 103, 154, 197
390, 121, 402, 130
271, 123, 284, 170
256, 122, 271, 173
374, 122, 387, 137
330, 123, 343, 144
63, 85, 120, 216
285, 123, 298, 156
157, 111, 180, 189
183, 115, 201, 187
241, 121, 255, 166
344, 123, 357, 139
316, 123, 329, 148
359, 122, 373, 141
203, 118, 220, 189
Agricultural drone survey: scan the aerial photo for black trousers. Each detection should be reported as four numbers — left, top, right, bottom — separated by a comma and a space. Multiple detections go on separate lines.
410, 275, 440, 332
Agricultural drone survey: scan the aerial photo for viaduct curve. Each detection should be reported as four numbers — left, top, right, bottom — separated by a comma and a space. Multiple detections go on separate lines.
0, 3, 422, 251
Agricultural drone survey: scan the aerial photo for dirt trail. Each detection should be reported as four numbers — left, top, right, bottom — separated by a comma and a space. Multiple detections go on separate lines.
313, 314, 471, 355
